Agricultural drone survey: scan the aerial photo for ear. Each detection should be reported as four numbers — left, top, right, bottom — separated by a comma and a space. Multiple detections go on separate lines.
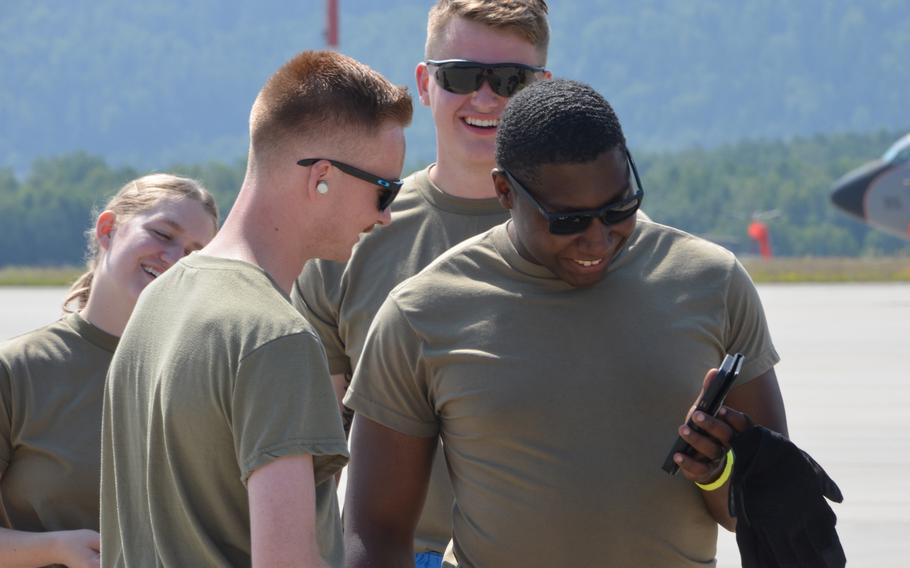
96, 211, 117, 251
491, 170, 514, 210
415, 62, 431, 107
542, 69, 553, 81
302, 159, 334, 200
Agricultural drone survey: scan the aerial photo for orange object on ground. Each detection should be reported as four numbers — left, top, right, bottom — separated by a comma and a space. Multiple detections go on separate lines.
747, 220, 772, 259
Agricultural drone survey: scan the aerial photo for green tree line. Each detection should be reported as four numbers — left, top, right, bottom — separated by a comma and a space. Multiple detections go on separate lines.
0, 154, 245, 266
1, 129, 907, 267
639, 130, 910, 256
3, 1, 909, 172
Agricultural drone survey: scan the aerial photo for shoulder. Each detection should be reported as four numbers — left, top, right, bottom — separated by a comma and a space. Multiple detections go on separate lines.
632, 219, 740, 278
0, 318, 91, 404
0, 317, 77, 369
229, 294, 324, 361
388, 226, 503, 306
135, 257, 319, 358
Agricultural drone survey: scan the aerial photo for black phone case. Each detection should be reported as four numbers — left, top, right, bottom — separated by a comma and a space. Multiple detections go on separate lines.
661, 353, 744, 475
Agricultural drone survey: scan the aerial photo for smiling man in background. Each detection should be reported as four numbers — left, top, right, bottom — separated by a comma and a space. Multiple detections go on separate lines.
292, 2, 551, 566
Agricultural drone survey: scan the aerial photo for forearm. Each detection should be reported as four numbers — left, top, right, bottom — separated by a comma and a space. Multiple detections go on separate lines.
0, 528, 65, 568
700, 480, 736, 531
710, 368, 789, 530
344, 482, 422, 567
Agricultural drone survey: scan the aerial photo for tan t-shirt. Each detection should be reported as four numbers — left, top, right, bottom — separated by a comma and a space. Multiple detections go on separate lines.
292, 165, 508, 553
101, 255, 348, 567
346, 219, 780, 568
0, 313, 117, 532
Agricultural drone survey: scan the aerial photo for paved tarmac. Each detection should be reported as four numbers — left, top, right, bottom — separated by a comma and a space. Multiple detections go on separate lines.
3, 283, 908, 566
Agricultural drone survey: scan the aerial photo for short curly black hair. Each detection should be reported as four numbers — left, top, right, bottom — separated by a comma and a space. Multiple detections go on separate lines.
496, 78, 626, 184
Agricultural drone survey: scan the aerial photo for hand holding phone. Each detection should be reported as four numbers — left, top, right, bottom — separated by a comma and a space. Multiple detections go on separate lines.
661, 353, 745, 475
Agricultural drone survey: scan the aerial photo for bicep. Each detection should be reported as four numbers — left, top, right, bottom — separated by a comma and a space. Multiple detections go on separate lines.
726, 367, 788, 437
344, 415, 436, 557
248, 454, 323, 567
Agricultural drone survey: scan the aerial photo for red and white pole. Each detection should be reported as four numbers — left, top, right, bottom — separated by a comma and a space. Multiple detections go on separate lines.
326, 0, 339, 49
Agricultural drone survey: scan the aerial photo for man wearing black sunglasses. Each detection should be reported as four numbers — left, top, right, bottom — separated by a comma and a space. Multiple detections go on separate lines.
291, 2, 551, 567
343, 79, 788, 567
100, 51, 412, 568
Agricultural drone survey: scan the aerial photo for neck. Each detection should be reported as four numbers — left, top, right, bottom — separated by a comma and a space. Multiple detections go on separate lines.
506, 219, 538, 264
201, 182, 313, 295
80, 279, 132, 337
430, 155, 498, 199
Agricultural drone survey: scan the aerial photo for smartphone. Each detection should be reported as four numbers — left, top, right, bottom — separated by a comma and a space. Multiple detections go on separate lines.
661, 353, 745, 475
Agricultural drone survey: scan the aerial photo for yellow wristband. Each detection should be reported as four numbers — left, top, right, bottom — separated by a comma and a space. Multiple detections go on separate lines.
695, 449, 734, 491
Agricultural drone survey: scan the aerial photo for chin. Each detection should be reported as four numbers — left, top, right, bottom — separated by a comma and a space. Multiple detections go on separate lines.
127, 283, 147, 306
562, 276, 595, 288
326, 247, 353, 263
557, 268, 608, 288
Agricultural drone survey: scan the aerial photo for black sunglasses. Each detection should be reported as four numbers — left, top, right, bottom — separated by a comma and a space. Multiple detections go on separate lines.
426, 59, 546, 97
297, 158, 403, 212
499, 151, 645, 235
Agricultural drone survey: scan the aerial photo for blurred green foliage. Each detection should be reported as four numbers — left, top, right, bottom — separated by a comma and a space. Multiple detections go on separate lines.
2, 129, 908, 266
2, 1, 909, 171
638, 130, 910, 256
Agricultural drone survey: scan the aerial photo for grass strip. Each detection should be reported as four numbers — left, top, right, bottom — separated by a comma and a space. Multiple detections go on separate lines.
0, 266, 83, 286
2, 258, 910, 286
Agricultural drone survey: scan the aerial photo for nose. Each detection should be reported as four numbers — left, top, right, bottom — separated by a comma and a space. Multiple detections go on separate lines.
576, 219, 613, 255
471, 80, 503, 110
377, 206, 392, 226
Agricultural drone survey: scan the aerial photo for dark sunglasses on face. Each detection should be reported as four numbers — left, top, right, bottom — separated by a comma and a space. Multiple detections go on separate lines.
296, 158, 404, 212
425, 59, 546, 97
499, 150, 645, 235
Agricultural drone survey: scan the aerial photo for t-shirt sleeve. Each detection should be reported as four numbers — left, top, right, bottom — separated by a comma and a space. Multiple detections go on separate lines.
725, 258, 780, 383
291, 260, 352, 376
344, 295, 439, 438
232, 332, 349, 486
0, 359, 13, 471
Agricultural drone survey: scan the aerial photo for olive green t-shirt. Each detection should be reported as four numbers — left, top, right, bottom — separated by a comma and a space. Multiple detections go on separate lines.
0, 313, 117, 532
101, 254, 348, 567
292, 165, 508, 553
346, 219, 779, 567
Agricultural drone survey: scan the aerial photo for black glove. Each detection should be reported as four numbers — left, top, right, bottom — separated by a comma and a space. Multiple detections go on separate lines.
729, 425, 846, 568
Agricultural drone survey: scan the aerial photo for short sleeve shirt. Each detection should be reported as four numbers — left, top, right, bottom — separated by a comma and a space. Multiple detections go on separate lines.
0, 313, 117, 532
101, 255, 348, 567
346, 219, 779, 567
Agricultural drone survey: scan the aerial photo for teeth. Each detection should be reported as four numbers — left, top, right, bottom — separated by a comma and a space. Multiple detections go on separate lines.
142, 265, 161, 278
573, 259, 602, 267
464, 117, 499, 128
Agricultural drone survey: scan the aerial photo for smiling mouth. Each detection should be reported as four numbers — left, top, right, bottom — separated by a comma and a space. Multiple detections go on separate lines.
572, 258, 603, 268
463, 117, 499, 129
141, 264, 162, 279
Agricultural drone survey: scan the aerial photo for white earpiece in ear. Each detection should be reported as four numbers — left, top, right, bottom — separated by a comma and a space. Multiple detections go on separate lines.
317, 181, 329, 194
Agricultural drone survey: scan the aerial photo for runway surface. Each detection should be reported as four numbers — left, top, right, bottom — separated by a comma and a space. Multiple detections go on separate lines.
3, 283, 908, 566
